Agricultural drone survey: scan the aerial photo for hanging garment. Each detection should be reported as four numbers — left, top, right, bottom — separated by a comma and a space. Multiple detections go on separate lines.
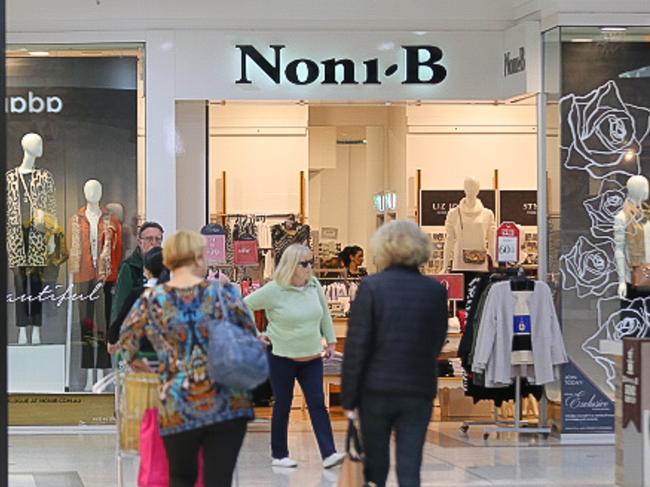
69, 206, 123, 284
6, 168, 57, 268
471, 280, 567, 387
271, 223, 311, 265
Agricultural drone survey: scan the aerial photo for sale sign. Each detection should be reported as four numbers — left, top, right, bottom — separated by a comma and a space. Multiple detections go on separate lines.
429, 273, 465, 301
496, 222, 520, 263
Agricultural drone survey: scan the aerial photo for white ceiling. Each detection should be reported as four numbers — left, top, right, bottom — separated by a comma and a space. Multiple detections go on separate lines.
7, 0, 650, 33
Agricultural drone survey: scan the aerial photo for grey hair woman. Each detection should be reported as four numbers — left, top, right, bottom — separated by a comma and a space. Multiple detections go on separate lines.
341, 220, 448, 487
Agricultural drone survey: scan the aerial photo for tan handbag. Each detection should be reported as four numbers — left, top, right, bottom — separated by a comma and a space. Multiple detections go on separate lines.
338, 419, 376, 487
632, 265, 650, 292
458, 210, 487, 265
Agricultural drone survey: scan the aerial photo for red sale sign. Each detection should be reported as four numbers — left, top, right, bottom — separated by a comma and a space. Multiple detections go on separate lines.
496, 222, 520, 263
430, 274, 465, 301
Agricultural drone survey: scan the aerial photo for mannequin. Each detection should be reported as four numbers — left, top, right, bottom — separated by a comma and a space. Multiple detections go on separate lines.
614, 175, 650, 299
69, 179, 123, 390
440, 177, 496, 273
7, 133, 57, 345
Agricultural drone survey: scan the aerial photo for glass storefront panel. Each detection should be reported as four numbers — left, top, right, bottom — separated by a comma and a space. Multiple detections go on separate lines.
544, 27, 650, 434
6, 45, 145, 396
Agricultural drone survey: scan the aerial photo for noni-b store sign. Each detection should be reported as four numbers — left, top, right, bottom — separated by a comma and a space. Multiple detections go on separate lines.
235, 44, 448, 86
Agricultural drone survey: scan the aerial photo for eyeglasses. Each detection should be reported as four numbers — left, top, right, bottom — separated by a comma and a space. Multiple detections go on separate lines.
140, 236, 163, 243
298, 259, 314, 269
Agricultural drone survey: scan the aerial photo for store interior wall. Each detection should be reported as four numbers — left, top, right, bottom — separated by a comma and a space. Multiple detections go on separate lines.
209, 103, 309, 216
406, 103, 538, 229
175, 101, 207, 232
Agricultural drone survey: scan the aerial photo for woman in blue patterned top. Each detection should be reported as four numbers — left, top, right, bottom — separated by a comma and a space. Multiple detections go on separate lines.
119, 230, 256, 487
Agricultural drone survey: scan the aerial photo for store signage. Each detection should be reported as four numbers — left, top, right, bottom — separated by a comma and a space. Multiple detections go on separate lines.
235, 44, 447, 86
622, 338, 650, 433
6, 282, 103, 307
496, 222, 520, 263
500, 190, 537, 226
561, 360, 615, 434
420, 190, 496, 226
504, 47, 526, 77
5, 91, 63, 114
429, 273, 464, 301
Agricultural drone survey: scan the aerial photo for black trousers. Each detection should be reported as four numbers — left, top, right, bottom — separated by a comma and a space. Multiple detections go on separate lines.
12, 267, 44, 328
359, 392, 432, 487
163, 418, 248, 487
78, 280, 112, 369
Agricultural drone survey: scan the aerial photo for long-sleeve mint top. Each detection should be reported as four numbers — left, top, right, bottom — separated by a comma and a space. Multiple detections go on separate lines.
244, 277, 336, 359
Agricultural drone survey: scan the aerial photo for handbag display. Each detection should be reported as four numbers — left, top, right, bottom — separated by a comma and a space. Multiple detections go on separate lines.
632, 264, 650, 292
338, 419, 375, 487
207, 284, 269, 390
458, 209, 488, 265
138, 408, 204, 487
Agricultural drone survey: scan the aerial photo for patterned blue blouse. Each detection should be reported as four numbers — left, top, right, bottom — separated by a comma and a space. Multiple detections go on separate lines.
119, 280, 256, 436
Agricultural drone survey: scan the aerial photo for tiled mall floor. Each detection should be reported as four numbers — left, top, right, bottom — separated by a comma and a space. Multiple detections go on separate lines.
9, 419, 618, 487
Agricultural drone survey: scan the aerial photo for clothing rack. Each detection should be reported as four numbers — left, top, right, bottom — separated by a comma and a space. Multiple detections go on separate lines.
219, 213, 302, 219
460, 269, 552, 440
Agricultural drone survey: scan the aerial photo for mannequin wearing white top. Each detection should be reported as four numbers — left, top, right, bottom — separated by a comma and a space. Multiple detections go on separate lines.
441, 177, 496, 273
13, 134, 47, 345
614, 175, 650, 299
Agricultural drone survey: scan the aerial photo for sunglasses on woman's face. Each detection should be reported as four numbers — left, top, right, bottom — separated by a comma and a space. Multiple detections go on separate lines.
298, 259, 315, 269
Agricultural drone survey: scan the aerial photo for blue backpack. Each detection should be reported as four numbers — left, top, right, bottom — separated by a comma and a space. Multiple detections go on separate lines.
207, 284, 269, 390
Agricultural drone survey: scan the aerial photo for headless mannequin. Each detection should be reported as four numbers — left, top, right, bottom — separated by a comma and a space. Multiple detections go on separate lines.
615, 176, 650, 299
16, 134, 44, 345
441, 176, 496, 273
82, 180, 105, 390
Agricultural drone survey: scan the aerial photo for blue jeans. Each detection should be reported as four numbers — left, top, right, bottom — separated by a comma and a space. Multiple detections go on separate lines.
268, 353, 336, 459
359, 392, 432, 487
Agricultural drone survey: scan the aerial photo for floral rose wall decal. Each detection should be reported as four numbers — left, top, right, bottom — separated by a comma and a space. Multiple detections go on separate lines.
560, 80, 650, 179
583, 180, 627, 241
560, 236, 617, 298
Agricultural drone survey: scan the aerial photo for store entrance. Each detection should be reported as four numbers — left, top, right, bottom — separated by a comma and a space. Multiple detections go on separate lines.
176, 98, 540, 426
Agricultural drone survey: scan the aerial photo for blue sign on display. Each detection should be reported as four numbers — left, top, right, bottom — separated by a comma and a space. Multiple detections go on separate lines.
561, 360, 615, 434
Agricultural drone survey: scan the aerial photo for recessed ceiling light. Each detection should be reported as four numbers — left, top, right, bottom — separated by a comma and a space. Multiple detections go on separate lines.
601, 27, 627, 32
29, 51, 50, 56
571, 38, 594, 43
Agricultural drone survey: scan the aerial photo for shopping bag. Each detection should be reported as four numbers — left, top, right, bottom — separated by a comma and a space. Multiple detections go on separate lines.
138, 408, 205, 487
233, 239, 259, 266
338, 419, 367, 487
121, 372, 160, 451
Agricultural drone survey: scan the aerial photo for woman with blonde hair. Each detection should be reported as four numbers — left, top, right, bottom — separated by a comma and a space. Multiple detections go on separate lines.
244, 243, 346, 469
342, 220, 448, 487
119, 230, 257, 487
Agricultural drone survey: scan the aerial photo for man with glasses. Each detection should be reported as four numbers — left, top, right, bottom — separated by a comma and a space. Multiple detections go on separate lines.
110, 221, 164, 326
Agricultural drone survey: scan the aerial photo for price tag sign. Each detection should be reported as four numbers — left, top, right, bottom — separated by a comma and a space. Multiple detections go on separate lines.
429, 273, 465, 301
496, 222, 520, 263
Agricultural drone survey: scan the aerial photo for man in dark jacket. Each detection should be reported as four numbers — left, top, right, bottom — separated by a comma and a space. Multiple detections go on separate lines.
110, 221, 163, 325
342, 220, 448, 487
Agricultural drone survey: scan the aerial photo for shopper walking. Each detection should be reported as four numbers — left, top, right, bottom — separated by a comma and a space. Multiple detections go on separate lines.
244, 243, 346, 469
118, 230, 256, 487
107, 246, 166, 354
110, 221, 164, 325
341, 221, 448, 487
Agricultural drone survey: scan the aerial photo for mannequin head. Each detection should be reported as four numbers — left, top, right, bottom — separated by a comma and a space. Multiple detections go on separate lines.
106, 203, 124, 222
21, 133, 43, 159
463, 176, 480, 200
83, 179, 103, 205
626, 175, 649, 204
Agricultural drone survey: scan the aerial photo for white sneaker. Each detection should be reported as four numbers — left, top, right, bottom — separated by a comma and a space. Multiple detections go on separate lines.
323, 452, 346, 469
272, 457, 298, 468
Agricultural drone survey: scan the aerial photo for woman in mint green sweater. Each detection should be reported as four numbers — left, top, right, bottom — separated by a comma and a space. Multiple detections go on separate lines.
244, 244, 345, 470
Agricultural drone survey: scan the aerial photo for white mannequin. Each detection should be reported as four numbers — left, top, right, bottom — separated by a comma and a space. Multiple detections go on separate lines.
615, 175, 650, 298
16, 133, 44, 345
82, 179, 105, 391
440, 176, 496, 273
